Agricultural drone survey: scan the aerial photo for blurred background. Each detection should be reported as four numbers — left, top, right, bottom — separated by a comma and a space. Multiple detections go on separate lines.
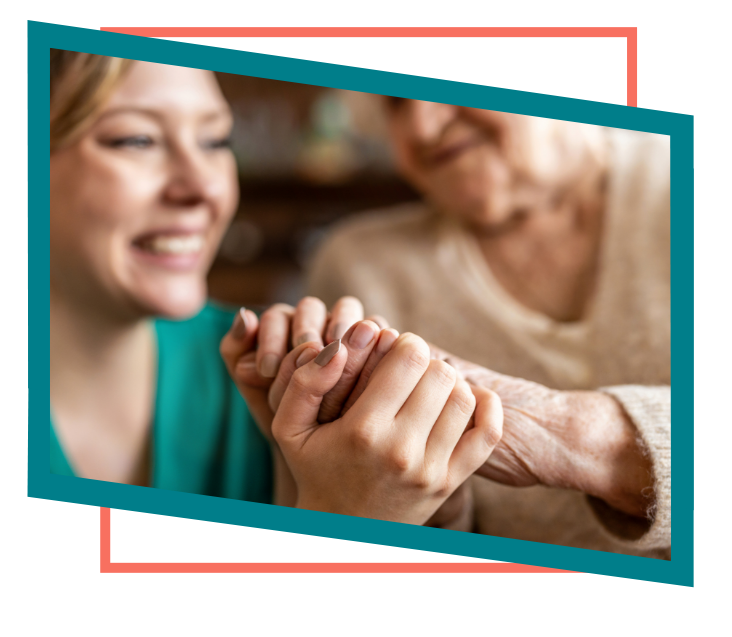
209, 72, 419, 311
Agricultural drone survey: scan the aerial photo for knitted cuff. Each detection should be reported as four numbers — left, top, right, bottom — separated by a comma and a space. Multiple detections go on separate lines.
593, 385, 671, 552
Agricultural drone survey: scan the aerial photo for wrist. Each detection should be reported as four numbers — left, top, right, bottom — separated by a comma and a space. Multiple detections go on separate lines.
273, 447, 298, 508
568, 391, 655, 518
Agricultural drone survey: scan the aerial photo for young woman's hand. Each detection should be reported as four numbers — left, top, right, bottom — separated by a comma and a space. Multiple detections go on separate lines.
262, 320, 478, 529
219, 299, 390, 509
271, 333, 503, 524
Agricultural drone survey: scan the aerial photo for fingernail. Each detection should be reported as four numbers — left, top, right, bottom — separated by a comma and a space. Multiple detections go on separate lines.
295, 348, 319, 369
259, 353, 280, 378
231, 308, 248, 339
296, 331, 320, 347
314, 339, 341, 367
348, 322, 375, 350
330, 322, 347, 341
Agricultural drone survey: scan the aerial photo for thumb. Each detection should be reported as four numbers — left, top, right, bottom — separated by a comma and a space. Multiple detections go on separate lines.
272, 339, 347, 446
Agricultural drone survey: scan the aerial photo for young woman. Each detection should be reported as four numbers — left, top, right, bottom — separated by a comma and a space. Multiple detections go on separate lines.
49, 52, 503, 525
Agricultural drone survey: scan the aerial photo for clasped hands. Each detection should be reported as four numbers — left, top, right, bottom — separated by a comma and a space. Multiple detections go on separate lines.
221, 295, 655, 529
220, 296, 500, 528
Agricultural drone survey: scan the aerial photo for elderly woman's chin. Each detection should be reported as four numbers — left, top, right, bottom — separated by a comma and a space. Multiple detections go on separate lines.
432, 188, 517, 231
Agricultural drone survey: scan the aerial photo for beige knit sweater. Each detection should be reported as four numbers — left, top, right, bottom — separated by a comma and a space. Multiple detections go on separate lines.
308, 129, 671, 559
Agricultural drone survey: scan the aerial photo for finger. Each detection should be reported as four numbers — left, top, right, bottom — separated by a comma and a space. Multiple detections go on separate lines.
271, 340, 347, 446
425, 378, 476, 467
220, 308, 260, 380
267, 342, 323, 413
317, 320, 381, 423
365, 314, 390, 330
392, 359, 458, 448
291, 296, 328, 348
448, 386, 503, 482
342, 328, 399, 414
325, 296, 364, 343
256, 303, 295, 378
348, 333, 431, 427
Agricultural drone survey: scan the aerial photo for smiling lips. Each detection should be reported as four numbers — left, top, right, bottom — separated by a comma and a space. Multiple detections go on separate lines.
138, 233, 205, 256
427, 136, 485, 167
132, 231, 208, 270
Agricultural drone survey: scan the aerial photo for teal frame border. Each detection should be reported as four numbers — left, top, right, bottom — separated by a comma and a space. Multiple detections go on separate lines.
28, 21, 693, 586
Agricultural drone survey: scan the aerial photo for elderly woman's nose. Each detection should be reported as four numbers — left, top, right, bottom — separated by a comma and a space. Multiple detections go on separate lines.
404, 100, 457, 142
164, 148, 222, 206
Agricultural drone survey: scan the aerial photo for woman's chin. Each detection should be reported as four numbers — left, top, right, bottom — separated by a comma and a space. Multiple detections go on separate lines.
133, 283, 208, 320
435, 191, 514, 229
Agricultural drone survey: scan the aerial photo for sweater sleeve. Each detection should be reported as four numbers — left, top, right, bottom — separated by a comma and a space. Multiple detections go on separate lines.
592, 385, 671, 551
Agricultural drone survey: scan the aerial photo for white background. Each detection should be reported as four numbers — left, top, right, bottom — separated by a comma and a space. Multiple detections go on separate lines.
5, 58, 732, 550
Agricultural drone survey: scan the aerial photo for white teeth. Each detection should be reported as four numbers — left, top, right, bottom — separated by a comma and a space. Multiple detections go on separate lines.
144, 234, 205, 256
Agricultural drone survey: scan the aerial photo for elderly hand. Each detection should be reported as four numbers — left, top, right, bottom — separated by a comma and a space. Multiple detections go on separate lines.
429, 345, 655, 519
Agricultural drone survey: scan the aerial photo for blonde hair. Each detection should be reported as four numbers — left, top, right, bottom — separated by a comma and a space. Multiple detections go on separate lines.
50, 50, 134, 152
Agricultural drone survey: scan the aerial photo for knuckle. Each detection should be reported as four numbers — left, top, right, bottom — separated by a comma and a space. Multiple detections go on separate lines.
429, 359, 458, 389
260, 306, 277, 321
432, 481, 452, 500
484, 421, 503, 450
413, 471, 433, 491
451, 383, 477, 418
387, 447, 413, 474
264, 303, 294, 319
350, 423, 379, 452
397, 334, 431, 373
288, 369, 324, 408
410, 467, 437, 492
297, 296, 326, 313
337, 295, 363, 309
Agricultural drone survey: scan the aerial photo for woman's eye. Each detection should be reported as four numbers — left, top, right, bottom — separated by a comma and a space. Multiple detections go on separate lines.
202, 137, 232, 151
106, 135, 155, 149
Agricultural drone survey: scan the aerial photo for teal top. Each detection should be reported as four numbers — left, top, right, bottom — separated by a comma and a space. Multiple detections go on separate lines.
50, 303, 273, 504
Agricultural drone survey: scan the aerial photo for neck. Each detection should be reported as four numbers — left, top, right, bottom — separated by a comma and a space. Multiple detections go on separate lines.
50, 286, 155, 414
471, 160, 609, 323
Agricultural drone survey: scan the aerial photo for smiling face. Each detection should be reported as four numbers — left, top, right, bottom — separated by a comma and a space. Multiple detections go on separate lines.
50, 61, 238, 321
386, 99, 605, 228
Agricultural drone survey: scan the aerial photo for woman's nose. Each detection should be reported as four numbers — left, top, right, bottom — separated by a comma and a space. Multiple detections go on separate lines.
163, 147, 221, 207
403, 100, 458, 143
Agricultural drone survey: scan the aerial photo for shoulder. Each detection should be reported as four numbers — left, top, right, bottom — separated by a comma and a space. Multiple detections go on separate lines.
606, 128, 670, 238
607, 128, 670, 199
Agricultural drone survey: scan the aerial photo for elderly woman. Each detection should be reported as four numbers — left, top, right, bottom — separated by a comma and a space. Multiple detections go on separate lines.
49, 52, 502, 524
306, 100, 671, 558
